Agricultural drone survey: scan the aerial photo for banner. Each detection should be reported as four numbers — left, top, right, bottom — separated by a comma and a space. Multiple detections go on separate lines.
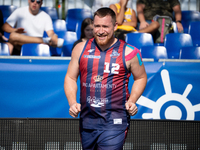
0, 58, 200, 120
132, 62, 200, 120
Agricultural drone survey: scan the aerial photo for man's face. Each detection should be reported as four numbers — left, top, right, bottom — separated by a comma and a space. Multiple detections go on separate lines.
93, 15, 117, 47
28, 0, 42, 15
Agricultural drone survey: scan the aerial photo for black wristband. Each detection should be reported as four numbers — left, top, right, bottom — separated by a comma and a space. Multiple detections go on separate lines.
176, 20, 182, 23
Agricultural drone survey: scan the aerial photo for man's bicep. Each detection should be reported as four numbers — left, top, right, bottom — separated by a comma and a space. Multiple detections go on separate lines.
66, 57, 80, 81
130, 55, 146, 80
66, 42, 84, 80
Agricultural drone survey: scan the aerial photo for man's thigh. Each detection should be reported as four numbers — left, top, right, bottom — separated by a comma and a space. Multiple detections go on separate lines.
81, 128, 128, 150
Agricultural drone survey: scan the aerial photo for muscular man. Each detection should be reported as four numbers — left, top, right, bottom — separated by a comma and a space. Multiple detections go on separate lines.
64, 7, 147, 150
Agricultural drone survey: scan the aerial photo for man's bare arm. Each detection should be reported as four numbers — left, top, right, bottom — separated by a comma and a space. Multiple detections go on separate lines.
64, 42, 85, 117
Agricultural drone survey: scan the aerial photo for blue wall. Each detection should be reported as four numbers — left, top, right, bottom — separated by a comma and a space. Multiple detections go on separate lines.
0, 58, 200, 120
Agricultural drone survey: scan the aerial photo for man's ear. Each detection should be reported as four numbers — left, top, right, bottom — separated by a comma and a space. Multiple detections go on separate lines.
114, 22, 118, 31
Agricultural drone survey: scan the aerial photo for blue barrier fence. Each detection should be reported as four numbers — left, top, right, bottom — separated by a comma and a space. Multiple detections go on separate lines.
0, 57, 200, 120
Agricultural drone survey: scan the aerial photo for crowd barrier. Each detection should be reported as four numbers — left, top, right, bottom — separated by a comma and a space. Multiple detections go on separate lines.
0, 56, 200, 120
0, 118, 199, 150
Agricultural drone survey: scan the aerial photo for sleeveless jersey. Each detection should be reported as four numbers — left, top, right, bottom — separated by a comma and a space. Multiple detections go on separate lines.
115, 3, 137, 31
79, 38, 132, 130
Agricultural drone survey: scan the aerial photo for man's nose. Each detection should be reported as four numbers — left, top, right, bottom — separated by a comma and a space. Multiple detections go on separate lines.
98, 27, 104, 34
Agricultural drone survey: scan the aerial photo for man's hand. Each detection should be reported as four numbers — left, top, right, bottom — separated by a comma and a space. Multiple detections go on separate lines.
49, 34, 58, 47
125, 101, 138, 116
69, 103, 81, 118
15, 28, 26, 33
176, 22, 183, 33
139, 21, 149, 30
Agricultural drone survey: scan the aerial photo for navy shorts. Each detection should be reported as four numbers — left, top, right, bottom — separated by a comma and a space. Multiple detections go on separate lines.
80, 128, 128, 150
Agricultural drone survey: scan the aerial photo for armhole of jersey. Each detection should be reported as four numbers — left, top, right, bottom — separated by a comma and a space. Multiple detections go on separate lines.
78, 40, 90, 64
125, 45, 143, 66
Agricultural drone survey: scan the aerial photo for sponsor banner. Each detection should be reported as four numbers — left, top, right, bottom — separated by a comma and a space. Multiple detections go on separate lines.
131, 62, 200, 121
0, 59, 200, 120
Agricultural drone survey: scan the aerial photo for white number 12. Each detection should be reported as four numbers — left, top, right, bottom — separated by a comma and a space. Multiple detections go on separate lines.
104, 62, 120, 74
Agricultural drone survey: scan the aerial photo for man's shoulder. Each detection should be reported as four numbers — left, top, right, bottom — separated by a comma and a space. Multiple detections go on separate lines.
38, 9, 50, 17
14, 6, 28, 12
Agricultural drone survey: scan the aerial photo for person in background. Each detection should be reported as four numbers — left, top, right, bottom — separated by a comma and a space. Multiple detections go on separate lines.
110, 0, 159, 41
2, 0, 64, 55
0, 9, 13, 54
72, 18, 93, 49
64, 7, 147, 150
136, 0, 183, 33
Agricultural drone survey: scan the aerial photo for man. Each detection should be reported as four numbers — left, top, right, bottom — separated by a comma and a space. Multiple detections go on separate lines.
2, 0, 63, 55
110, 0, 159, 41
0, 9, 13, 53
137, 0, 183, 33
64, 7, 147, 150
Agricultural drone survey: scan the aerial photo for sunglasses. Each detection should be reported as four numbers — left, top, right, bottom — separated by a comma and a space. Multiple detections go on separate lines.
31, 0, 41, 4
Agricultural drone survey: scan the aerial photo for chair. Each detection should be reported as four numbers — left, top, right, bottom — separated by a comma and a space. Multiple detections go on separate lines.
75, 20, 83, 39
180, 46, 200, 59
61, 31, 78, 57
20, 43, 51, 56
49, 31, 66, 56
0, 5, 18, 39
0, 43, 10, 56
0, 5, 18, 23
53, 19, 67, 33
140, 46, 168, 61
40, 7, 58, 22
125, 33, 154, 50
65, 8, 93, 32
164, 33, 193, 59
181, 10, 200, 33
188, 21, 200, 46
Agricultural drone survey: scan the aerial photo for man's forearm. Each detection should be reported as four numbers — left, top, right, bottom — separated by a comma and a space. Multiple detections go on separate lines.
2, 23, 15, 33
64, 75, 78, 107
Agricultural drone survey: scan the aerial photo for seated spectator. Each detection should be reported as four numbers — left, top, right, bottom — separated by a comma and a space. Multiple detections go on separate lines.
0, 9, 13, 54
110, 0, 159, 41
136, 0, 183, 34
2, 0, 64, 55
72, 18, 93, 49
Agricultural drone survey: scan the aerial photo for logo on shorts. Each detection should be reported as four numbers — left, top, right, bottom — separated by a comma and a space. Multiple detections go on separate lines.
113, 118, 122, 124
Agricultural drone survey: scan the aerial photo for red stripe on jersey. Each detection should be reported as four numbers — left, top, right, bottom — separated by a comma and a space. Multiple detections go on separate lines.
79, 40, 92, 110
90, 47, 101, 113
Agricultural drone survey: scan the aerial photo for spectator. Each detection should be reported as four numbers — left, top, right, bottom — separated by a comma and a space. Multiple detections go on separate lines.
110, 0, 159, 41
0, 9, 13, 54
64, 7, 147, 150
72, 18, 93, 49
2, 0, 64, 55
136, 0, 183, 33
110, 0, 137, 40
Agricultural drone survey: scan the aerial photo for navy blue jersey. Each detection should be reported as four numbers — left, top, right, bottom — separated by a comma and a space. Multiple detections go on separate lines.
79, 38, 132, 130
